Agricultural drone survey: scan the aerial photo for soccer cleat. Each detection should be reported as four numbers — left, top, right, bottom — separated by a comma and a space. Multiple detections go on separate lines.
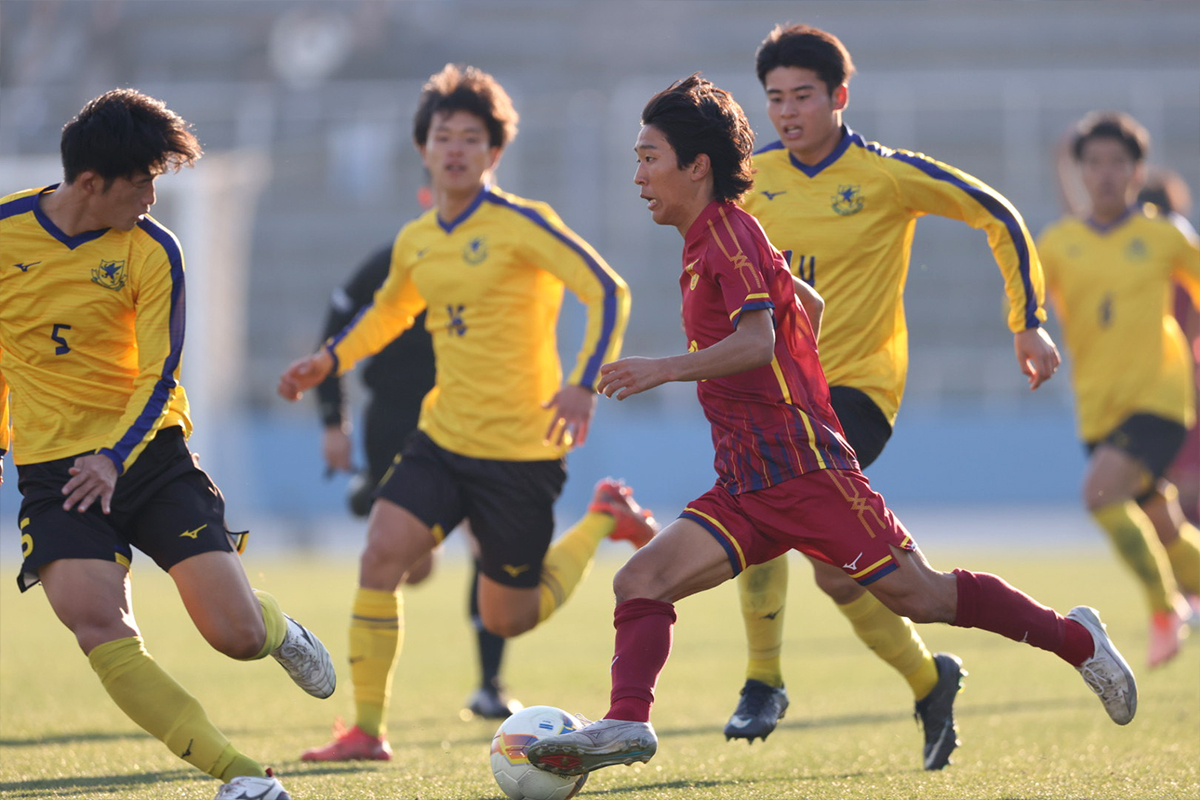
590, 478, 659, 549
1068, 606, 1137, 725
1186, 594, 1200, 630
465, 684, 524, 719
301, 719, 393, 762
1147, 609, 1188, 668
272, 614, 336, 699
526, 718, 658, 776
723, 679, 789, 743
214, 768, 290, 800
913, 653, 965, 770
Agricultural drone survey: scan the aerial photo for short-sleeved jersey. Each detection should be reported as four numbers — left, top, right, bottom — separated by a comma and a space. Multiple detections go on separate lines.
1038, 206, 1200, 442
327, 185, 629, 461
0, 185, 190, 473
682, 200, 857, 494
744, 127, 1047, 424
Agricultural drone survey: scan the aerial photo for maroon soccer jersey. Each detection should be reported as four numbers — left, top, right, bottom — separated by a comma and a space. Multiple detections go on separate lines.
680, 201, 857, 493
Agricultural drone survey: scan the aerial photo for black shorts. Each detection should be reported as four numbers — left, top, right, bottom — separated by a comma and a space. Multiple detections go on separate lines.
14, 427, 243, 592
375, 431, 566, 589
829, 386, 893, 470
1085, 413, 1187, 481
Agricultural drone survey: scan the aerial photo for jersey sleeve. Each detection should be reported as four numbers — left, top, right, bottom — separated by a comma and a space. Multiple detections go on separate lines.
888, 150, 1047, 333
326, 228, 427, 376
315, 245, 392, 426
519, 204, 630, 390
702, 210, 775, 329
1169, 218, 1200, 309
99, 232, 187, 474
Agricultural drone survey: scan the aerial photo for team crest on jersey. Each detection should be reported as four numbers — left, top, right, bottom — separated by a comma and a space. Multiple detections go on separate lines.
92, 259, 127, 291
463, 237, 488, 265
684, 260, 700, 290
1124, 238, 1147, 261
831, 185, 864, 216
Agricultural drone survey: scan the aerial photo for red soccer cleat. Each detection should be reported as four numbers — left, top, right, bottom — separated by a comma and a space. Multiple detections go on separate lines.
590, 478, 659, 549
301, 719, 393, 762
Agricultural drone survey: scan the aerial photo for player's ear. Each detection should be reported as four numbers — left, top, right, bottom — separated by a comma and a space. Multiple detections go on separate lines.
690, 153, 711, 183
833, 84, 849, 113
73, 170, 102, 195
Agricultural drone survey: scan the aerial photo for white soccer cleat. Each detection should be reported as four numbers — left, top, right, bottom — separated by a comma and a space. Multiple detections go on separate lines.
272, 615, 336, 699
214, 769, 290, 800
1068, 606, 1137, 725
526, 717, 657, 776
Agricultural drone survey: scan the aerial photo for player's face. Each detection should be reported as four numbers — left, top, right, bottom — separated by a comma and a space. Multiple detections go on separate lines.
634, 124, 696, 231
421, 110, 500, 196
1079, 137, 1141, 213
96, 171, 157, 231
763, 66, 847, 165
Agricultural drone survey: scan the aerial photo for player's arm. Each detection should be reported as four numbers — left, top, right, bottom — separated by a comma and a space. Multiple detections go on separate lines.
599, 309, 775, 401
1169, 220, 1200, 310
525, 207, 631, 447
793, 274, 824, 342
279, 234, 425, 403
891, 152, 1060, 389
314, 247, 391, 473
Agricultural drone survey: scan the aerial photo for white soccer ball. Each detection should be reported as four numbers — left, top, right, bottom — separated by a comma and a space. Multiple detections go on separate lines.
490, 705, 590, 800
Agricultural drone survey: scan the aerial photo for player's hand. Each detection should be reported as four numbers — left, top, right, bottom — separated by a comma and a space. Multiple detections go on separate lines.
1014, 327, 1061, 390
543, 384, 597, 448
322, 425, 355, 474
278, 349, 334, 402
62, 453, 118, 514
597, 356, 669, 401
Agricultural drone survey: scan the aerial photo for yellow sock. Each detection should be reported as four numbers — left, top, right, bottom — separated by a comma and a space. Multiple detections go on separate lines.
537, 512, 612, 623
251, 589, 288, 659
838, 591, 938, 700
89, 637, 262, 779
349, 587, 402, 738
1165, 522, 1200, 596
737, 556, 788, 687
1093, 500, 1178, 613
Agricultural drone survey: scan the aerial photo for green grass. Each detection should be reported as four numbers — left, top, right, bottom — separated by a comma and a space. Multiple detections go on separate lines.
2, 542, 1197, 800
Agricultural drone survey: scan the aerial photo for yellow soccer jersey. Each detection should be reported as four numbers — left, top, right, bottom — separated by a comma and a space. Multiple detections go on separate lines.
1038, 206, 1200, 442
0, 186, 191, 472
744, 127, 1047, 424
327, 185, 629, 461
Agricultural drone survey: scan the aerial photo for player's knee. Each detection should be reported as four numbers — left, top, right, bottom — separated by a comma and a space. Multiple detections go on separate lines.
481, 610, 535, 639
612, 559, 664, 603
208, 620, 267, 660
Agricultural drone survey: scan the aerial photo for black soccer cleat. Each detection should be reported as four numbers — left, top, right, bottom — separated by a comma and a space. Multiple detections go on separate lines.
914, 652, 966, 770
724, 679, 789, 743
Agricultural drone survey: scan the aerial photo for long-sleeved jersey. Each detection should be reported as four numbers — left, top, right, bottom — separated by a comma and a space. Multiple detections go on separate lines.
326, 185, 629, 461
744, 127, 1048, 424
0, 185, 190, 473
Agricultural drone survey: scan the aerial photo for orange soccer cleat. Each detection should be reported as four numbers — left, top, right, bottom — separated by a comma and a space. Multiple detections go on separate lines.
301, 719, 393, 762
590, 478, 659, 549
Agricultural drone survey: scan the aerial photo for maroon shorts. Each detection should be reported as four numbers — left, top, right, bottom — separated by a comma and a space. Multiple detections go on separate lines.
680, 468, 914, 585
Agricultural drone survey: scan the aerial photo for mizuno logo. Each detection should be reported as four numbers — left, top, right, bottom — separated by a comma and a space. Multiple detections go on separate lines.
179, 524, 208, 539
760, 190, 787, 200
843, 552, 863, 571
181, 738, 193, 757
502, 564, 530, 578
12, 261, 40, 272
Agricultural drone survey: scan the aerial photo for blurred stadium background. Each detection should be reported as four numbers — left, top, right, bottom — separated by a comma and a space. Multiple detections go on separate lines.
1, 0, 1197, 551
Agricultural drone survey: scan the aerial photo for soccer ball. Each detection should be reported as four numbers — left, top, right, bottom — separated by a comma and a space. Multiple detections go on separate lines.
490, 705, 590, 800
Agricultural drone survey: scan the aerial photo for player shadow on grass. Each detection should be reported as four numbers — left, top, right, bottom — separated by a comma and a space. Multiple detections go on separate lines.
0, 762, 370, 797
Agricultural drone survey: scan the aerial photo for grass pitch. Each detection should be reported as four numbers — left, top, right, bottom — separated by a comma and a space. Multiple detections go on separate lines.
1, 540, 1197, 800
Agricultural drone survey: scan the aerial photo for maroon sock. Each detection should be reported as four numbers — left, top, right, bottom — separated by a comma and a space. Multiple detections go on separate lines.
604, 598, 676, 723
952, 569, 1094, 666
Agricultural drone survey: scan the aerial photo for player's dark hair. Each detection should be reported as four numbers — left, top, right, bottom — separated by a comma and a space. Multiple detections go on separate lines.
1071, 111, 1149, 163
412, 63, 519, 149
641, 74, 755, 205
61, 88, 202, 185
755, 23, 856, 93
